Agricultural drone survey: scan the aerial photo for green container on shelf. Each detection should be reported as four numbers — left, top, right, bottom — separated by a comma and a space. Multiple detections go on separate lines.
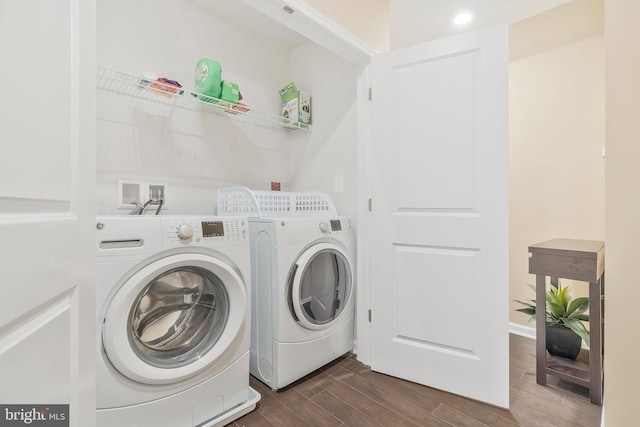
195, 57, 222, 101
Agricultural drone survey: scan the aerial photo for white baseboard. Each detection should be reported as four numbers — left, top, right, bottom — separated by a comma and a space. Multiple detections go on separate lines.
509, 322, 536, 340
509, 322, 588, 349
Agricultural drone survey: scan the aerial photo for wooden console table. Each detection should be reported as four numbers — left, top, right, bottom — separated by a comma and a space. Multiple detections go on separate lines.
528, 238, 604, 405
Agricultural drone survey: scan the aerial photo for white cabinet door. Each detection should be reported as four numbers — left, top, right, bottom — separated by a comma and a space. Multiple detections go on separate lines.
0, 0, 96, 425
369, 24, 509, 408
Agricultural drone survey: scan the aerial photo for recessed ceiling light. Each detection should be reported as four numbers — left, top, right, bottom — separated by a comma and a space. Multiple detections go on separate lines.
453, 12, 472, 26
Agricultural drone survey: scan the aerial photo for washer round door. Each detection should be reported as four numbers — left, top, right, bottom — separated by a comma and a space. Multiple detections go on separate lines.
102, 252, 247, 385
290, 243, 353, 330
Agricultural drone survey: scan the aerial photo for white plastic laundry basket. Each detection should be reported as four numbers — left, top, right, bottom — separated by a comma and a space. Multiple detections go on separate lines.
217, 187, 338, 217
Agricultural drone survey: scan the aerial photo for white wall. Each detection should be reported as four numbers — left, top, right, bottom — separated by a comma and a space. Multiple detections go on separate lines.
97, 0, 288, 214
509, 0, 604, 62
303, 0, 390, 52
604, 0, 640, 423
96, 0, 357, 217
509, 35, 605, 324
288, 42, 358, 222
389, 0, 569, 50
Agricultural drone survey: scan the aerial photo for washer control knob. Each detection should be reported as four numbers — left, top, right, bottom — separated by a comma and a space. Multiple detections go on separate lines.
177, 223, 194, 240
319, 222, 330, 233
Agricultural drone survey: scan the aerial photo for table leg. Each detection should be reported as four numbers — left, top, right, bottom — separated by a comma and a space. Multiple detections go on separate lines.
601, 273, 605, 357
589, 279, 603, 405
536, 274, 547, 385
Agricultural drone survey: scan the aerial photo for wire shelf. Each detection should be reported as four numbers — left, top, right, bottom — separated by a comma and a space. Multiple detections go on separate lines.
96, 66, 311, 132
217, 186, 338, 217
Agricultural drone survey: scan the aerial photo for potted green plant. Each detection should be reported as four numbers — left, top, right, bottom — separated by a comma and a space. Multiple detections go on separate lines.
515, 282, 590, 360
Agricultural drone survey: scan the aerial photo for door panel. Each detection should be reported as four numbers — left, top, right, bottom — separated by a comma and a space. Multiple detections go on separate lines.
0, 0, 72, 202
395, 53, 475, 210
370, 24, 509, 408
394, 245, 479, 353
0, 296, 72, 402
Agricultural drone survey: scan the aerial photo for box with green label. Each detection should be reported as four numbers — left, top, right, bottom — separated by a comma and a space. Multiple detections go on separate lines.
279, 82, 311, 126
220, 80, 239, 104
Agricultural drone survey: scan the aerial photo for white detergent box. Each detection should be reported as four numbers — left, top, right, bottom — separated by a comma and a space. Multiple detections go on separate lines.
298, 91, 311, 125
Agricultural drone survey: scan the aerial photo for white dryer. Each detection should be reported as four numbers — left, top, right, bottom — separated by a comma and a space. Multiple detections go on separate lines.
249, 216, 355, 390
96, 215, 259, 427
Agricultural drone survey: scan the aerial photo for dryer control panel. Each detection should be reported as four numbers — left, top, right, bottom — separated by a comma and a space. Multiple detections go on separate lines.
317, 218, 351, 235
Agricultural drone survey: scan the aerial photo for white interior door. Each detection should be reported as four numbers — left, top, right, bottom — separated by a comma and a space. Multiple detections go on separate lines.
369, 24, 509, 408
0, 0, 96, 425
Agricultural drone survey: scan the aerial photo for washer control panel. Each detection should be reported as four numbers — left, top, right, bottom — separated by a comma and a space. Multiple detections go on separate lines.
164, 217, 247, 244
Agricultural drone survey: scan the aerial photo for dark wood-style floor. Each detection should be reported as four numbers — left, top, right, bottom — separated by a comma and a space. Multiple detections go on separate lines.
230, 334, 602, 427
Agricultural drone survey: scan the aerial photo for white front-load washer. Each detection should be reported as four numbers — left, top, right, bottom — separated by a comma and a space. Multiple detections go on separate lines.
249, 216, 355, 390
96, 216, 259, 427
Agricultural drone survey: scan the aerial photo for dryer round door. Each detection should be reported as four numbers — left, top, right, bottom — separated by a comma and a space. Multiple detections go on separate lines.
290, 243, 353, 330
102, 252, 247, 385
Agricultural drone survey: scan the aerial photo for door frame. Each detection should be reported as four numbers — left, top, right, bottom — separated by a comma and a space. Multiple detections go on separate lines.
355, 64, 373, 364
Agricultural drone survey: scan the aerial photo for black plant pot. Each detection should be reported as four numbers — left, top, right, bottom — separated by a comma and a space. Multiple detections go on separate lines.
546, 323, 582, 360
